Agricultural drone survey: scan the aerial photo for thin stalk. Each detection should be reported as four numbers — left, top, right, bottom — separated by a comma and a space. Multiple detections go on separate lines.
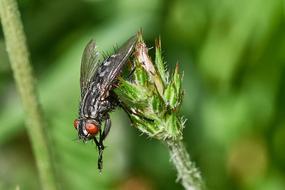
167, 140, 203, 190
0, 0, 57, 190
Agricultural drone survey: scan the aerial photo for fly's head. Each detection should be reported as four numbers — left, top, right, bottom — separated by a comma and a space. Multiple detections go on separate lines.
73, 118, 100, 141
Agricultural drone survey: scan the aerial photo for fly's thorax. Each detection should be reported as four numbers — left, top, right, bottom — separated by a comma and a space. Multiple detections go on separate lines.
91, 57, 116, 85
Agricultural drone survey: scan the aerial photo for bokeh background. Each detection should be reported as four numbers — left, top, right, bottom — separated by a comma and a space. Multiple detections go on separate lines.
1, 0, 285, 189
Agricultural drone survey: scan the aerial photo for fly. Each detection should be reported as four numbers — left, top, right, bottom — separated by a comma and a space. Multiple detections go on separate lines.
73, 36, 137, 171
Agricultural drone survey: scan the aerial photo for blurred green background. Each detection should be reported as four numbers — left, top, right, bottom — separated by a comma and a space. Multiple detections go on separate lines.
1, 0, 285, 189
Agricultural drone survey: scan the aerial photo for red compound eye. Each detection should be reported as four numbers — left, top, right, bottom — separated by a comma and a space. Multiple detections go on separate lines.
73, 119, 79, 130
85, 123, 99, 135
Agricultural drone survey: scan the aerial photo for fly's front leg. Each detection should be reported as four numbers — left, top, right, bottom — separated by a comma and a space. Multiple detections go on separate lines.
94, 114, 111, 172
93, 136, 104, 171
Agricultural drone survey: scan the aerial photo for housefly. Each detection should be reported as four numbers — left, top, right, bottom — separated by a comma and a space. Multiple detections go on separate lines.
74, 36, 137, 171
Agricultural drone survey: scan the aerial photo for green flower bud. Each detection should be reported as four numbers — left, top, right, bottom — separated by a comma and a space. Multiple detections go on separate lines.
115, 32, 184, 141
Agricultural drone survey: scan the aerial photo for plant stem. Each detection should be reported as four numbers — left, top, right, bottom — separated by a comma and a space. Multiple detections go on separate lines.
0, 0, 57, 190
166, 140, 204, 190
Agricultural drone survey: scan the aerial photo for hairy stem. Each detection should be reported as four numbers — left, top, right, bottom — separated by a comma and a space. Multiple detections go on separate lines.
0, 0, 57, 190
167, 140, 204, 190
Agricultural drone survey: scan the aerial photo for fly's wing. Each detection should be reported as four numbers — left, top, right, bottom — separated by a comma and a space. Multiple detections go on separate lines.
101, 36, 137, 88
80, 40, 101, 97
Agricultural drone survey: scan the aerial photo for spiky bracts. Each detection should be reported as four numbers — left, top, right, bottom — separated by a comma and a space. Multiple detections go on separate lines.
115, 32, 185, 141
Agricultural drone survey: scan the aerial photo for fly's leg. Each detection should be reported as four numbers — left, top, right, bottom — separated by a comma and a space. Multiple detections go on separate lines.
119, 102, 154, 123
101, 114, 111, 141
93, 114, 111, 172
126, 60, 136, 80
127, 67, 136, 80
94, 114, 111, 171
93, 135, 104, 171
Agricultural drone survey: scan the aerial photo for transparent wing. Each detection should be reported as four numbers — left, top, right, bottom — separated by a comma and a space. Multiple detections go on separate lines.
101, 35, 137, 88
80, 40, 101, 97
